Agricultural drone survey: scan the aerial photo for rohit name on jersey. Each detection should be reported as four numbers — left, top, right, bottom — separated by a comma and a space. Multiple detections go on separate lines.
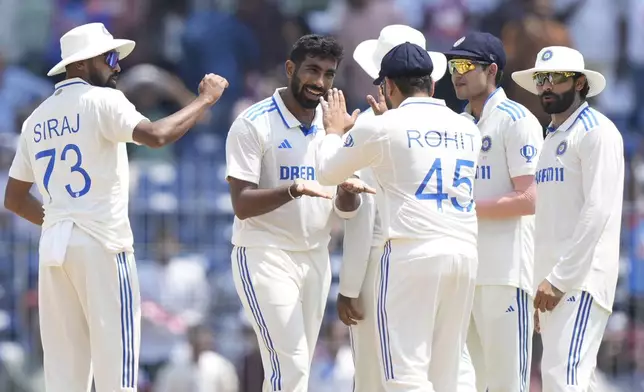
535, 166, 565, 184
33, 114, 80, 143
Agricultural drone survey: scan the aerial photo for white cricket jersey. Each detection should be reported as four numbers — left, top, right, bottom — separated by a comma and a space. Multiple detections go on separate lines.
319, 97, 482, 257
8, 78, 147, 253
225, 88, 337, 251
463, 88, 543, 293
535, 102, 624, 312
339, 109, 384, 297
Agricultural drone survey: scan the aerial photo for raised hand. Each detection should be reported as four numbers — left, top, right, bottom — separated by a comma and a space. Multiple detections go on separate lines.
320, 88, 360, 135
198, 73, 229, 105
366, 85, 389, 115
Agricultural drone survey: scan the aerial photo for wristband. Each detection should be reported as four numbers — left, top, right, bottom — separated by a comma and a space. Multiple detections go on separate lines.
288, 184, 301, 200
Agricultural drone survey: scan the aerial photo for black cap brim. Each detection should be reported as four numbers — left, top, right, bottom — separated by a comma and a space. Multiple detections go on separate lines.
373, 75, 384, 85
443, 49, 485, 61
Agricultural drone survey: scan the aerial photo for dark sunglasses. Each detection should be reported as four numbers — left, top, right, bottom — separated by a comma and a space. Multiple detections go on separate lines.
104, 51, 120, 69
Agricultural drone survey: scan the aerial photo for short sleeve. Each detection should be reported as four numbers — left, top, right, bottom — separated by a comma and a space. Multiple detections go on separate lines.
225, 118, 263, 184
504, 115, 544, 178
8, 130, 34, 182
97, 89, 148, 144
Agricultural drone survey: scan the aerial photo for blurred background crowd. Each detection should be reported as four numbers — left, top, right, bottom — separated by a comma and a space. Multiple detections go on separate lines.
0, 0, 643, 390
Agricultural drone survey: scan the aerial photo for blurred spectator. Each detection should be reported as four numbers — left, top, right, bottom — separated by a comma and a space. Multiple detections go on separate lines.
333, 0, 407, 111
501, 0, 573, 130
237, 322, 264, 392
308, 320, 354, 392
138, 226, 211, 383
154, 324, 239, 392
0, 53, 52, 135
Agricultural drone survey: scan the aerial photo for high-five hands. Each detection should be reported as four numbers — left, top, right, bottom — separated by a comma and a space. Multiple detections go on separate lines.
320, 88, 360, 135
366, 86, 388, 115
289, 179, 333, 199
340, 177, 376, 195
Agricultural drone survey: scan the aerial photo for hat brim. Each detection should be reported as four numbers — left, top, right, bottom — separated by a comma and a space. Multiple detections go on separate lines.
511, 67, 606, 97
443, 48, 486, 62
47, 39, 136, 77
353, 39, 447, 84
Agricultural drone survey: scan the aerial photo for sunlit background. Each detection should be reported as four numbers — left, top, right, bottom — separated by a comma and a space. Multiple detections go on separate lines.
0, 0, 642, 390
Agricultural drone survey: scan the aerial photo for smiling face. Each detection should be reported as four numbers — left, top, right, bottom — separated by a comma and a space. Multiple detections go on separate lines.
449, 58, 496, 100
287, 55, 338, 109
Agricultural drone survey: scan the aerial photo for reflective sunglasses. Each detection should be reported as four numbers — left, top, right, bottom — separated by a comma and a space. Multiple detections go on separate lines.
448, 59, 490, 75
104, 51, 120, 69
532, 71, 577, 86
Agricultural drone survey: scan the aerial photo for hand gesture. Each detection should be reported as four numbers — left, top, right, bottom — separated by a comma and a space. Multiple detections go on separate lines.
340, 177, 376, 194
320, 88, 360, 135
291, 179, 333, 199
533, 279, 564, 312
337, 293, 364, 326
366, 86, 388, 115
198, 74, 229, 105
534, 310, 541, 334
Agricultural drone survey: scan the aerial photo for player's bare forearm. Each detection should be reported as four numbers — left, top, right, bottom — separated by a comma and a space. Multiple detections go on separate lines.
335, 186, 360, 213
133, 96, 212, 148
4, 178, 43, 226
477, 175, 535, 219
228, 177, 296, 220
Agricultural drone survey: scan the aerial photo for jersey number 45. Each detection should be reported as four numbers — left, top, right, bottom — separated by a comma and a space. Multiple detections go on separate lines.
415, 158, 475, 212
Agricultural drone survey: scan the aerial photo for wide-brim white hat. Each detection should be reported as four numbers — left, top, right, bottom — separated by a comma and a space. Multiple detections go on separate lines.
511, 46, 605, 97
47, 23, 136, 77
354, 25, 447, 83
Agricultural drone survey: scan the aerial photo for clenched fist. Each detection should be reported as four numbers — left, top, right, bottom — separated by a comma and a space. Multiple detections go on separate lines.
198, 74, 229, 105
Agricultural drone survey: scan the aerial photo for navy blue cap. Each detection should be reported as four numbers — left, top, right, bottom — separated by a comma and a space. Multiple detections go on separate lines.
373, 42, 434, 85
443, 32, 506, 70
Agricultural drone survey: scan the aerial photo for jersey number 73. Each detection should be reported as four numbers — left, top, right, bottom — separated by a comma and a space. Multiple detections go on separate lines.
415, 158, 475, 212
35, 143, 92, 200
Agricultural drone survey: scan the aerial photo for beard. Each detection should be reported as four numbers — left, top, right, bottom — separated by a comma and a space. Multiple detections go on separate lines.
88, 67, 118, 89
539, 85, 576, 114
290, 75, 323, 109
382, 84, 394, 109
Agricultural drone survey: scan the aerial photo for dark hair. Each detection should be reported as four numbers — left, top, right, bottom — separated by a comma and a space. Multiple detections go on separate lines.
289, 34, 344, 66
391, 74, 434, 96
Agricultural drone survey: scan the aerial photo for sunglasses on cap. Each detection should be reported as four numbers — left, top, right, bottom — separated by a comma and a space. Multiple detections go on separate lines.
104, 51, 120, 69
447, 59, 490, 75
532, 71, 577, 86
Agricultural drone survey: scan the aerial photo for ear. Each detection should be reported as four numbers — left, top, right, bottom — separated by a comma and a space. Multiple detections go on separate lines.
285, 60, 296, 79
488, 63, 498, 80
429, 80, 436, 97
575, 75, 587, 92
385, 78, 395, 95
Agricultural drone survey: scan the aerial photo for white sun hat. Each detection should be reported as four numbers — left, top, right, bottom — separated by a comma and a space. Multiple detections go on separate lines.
47, 23, 136, 77
353, 25, 447, 83
511, 46, 606, 97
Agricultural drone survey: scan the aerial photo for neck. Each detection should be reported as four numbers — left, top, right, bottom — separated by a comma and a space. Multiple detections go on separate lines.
280, 88, 315, 126
469, 86, 498, 120
65, 73, 89, 84
551, 98, 584, 128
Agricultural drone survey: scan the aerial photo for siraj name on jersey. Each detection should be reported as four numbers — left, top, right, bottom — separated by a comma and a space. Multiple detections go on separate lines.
33, 113, 80, 143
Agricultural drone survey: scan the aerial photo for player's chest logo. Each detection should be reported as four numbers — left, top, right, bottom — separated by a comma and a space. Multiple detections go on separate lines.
274, 136, 317, 181
481, 135, 492, 152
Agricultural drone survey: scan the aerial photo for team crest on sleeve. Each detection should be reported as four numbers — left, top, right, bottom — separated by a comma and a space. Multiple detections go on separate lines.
556, 140, 567, 156
343, 134, 354, 148
520, 144, 537, 163
481, 136, 492, 152
541, 50, 553, 61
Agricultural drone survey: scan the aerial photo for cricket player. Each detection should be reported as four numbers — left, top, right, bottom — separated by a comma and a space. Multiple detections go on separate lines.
512, 46, 624, 391
225, 34, 373, 392
3, 23, 228, 392
443, 32, 543, 392
318, 42, 481, 392
336, 25, 448, 392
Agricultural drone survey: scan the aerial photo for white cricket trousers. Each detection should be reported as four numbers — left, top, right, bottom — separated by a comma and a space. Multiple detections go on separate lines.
376, 240, 477, 392
231, 245, 331, 392
460, 285, 534, 392
539, 290, 609, 392
350, 245, 386, 392
39, 226, 140, 392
